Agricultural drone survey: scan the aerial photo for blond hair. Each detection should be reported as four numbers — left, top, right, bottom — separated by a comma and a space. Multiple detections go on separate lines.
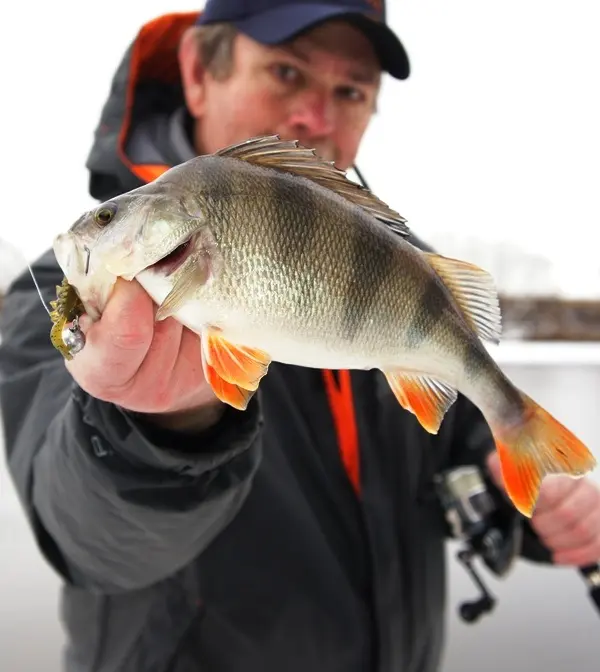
192, 23, 239, 80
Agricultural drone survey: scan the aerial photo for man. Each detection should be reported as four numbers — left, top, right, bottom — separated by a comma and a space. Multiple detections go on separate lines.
1, 2, 599, 671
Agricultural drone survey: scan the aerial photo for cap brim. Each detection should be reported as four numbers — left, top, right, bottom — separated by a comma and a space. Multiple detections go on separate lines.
226, 3, 410, 80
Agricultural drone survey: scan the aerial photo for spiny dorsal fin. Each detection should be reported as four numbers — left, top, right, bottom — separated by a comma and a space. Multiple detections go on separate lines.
425, 252, 502, 344
216, 135, 410, 237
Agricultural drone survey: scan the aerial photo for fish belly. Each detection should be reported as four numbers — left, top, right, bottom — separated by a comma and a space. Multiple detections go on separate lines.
134, 265, 369, 367
135, 262, 472, 384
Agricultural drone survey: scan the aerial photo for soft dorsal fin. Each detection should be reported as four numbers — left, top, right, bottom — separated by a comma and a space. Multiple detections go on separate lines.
216, 135, 410, 238
424, 252, 502, 344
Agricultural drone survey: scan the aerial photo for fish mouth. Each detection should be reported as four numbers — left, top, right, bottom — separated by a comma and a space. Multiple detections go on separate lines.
52, 233, 120, 320
80, 287, 106, 322
53, 232, 84, 278
146, 235, 195, 276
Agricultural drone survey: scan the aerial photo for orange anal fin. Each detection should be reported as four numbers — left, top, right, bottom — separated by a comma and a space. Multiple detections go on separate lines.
384, 371, 457, 434
203, 360, 255, 411
494, 393, 597, 518
202, 328, 271, 392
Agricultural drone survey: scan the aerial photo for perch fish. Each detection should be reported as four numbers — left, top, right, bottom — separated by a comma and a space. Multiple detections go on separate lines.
51, 135, 597, 517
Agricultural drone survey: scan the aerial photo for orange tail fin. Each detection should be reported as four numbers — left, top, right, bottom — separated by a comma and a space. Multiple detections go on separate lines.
493, 393, 597, 518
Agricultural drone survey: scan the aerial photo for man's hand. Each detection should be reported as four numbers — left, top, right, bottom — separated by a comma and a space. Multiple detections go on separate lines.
66, 277, 224, 432
487, 451, 600, 566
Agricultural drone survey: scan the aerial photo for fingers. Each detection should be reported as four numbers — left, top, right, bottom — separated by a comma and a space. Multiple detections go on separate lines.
490, 448, 600, 566
121, 313, 185, 412
553, 532, 600, 566
61, 272, 222, 420
548, 508, 600, 552
64, 278, 215, 415
533, 474, 580, 515
533, 479, 597, 541
66, 278, 155, 396
532, 478, 600, 566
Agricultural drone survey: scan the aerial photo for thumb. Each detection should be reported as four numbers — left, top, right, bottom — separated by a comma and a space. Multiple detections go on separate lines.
66, 278, 155, 388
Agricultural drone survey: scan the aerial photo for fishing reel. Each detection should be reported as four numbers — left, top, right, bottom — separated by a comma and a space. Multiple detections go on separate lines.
435, 464, 600, 623
434, 464, 523, 623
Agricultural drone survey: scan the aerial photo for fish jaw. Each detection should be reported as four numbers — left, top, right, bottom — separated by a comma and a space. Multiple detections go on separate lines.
52, 231, 118, 322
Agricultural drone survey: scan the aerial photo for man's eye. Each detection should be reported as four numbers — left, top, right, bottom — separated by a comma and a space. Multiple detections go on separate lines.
272, 64, 301, 83
337, 86, 366, 103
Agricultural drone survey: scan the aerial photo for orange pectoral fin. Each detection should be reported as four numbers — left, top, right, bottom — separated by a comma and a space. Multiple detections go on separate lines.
204, 330, 271, 390
384, 371, 458, 434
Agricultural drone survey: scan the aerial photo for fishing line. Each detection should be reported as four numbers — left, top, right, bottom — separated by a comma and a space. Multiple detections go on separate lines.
353, 164, 370, 191
26, 261, 52, 317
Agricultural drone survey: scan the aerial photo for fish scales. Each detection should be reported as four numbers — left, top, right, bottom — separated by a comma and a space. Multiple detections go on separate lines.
185, 158, 465, 370
50, 134, 596, 518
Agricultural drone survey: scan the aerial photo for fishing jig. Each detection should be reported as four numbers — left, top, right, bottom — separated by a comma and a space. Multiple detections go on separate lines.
48, 277, 86, 360
61, 315, 86, 357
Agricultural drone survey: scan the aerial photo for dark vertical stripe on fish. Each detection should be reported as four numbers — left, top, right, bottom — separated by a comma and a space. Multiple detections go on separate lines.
270, 174, 321, 309
339, 212, 395, 343
405, 276, 448, 349
205, 159, 239, 226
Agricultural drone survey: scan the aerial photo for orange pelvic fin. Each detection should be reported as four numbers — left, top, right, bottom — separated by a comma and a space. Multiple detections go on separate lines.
202, 360, 255, 411
494, 392, 597, 518
384, 371, 458, 434
200, 328, 271, 409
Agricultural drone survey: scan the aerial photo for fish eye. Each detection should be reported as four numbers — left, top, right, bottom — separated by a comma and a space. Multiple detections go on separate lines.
94, 202, 118, 227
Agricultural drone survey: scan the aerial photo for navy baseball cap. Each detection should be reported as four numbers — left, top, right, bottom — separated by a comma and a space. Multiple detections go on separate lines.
196, 0, 410, 79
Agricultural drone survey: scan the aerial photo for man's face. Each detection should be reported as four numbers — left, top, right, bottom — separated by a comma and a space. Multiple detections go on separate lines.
187, 20, 381, 171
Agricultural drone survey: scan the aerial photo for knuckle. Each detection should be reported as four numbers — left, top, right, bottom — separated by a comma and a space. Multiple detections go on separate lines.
572, 520, 594, 544
559, 503, 581, 529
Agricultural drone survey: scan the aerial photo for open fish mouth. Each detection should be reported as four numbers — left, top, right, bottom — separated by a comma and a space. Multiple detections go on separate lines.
148, 237, 194, 277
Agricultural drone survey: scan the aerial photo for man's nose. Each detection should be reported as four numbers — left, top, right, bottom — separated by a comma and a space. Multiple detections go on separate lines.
286, 90, 335, 137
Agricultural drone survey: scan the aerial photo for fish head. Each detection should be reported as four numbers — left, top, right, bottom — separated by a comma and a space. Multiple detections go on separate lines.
53, 185, 207, 321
